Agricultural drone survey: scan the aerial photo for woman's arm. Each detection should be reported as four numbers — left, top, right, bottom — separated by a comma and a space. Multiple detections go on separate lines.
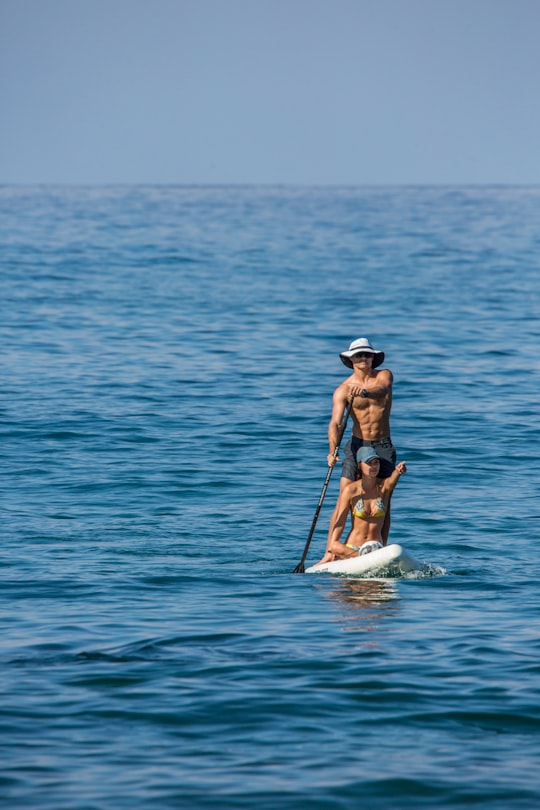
383, 461, 407, 497
315, 486, 354, 565
327, 485, 358, 558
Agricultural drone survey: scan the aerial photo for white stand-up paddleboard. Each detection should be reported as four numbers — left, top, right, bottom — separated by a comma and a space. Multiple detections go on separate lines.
305, 543, 421, 577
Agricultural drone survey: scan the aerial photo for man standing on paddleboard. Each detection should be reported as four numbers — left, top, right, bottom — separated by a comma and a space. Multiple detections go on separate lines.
326, 337, 395, 545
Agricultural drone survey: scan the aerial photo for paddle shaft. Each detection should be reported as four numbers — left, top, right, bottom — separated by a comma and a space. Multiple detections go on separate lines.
292, 397, 354, 573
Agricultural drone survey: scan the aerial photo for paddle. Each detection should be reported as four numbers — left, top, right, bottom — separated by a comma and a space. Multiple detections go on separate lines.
292, 396, 354, 573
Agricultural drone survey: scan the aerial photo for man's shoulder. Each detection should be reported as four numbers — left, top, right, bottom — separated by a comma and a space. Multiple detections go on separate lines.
334, 375, 356, 394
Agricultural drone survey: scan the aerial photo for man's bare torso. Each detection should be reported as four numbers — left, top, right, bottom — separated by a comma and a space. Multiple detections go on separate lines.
339, 367, 392, 441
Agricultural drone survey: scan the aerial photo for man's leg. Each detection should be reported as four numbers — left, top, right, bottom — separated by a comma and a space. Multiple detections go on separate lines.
324, 439, 357, 555
381, 500, 391, 545
377, 443, 397, 545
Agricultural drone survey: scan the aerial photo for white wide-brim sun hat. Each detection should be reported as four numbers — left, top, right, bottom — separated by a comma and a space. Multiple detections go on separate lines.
339, 337, 385, 369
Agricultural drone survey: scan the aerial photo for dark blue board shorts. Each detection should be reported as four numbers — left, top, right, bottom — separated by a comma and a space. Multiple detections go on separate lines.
341, 436, 396, 481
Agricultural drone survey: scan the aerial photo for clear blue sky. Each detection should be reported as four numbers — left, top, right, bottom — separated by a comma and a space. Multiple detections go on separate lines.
1, 0, 539, 185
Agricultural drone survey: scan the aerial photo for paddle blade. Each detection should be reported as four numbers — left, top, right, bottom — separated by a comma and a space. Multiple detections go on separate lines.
292, 562, 305, 574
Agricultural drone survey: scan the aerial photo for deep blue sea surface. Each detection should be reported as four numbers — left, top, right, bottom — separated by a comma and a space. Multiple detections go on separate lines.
1, 185, 540, 808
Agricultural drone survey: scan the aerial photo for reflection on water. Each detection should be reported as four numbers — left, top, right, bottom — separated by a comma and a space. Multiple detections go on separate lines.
317, 567, 447, 636
322, 578, 400, 626
329, 577, 398, 606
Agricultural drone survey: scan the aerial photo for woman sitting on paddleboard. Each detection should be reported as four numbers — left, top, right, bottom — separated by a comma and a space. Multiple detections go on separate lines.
315, 446, 407, 566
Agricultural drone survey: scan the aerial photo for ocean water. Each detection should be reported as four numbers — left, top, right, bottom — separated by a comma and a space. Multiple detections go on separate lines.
1, 185, 540, 809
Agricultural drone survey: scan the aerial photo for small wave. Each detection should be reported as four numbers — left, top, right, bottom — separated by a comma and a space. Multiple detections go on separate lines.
404, 562, 448, 579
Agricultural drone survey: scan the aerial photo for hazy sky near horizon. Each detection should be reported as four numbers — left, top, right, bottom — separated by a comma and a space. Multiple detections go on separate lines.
1, 0, 539, 185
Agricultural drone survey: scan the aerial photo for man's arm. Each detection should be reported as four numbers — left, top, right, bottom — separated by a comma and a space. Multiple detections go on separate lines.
348, 369, 393, 400
327, 386, 349, 463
